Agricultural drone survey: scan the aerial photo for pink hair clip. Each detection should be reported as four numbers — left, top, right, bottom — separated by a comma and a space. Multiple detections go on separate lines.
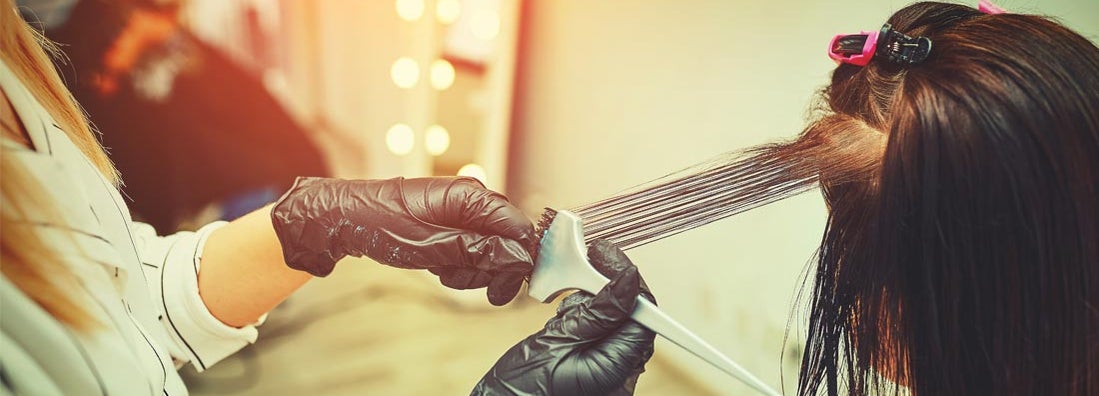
828, 28, 881, 66
979, 0, 1007, 14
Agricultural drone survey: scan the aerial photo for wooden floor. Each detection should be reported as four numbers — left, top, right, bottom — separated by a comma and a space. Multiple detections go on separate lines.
181, 257, 715, 395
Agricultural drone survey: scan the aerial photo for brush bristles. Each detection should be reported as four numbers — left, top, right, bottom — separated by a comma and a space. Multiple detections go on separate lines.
559, 137, 829, 250
541, 118, 879, 251
536, 208, 558, 235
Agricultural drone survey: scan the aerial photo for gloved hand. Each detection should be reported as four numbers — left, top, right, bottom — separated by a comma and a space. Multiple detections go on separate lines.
472, 240, 657, 395
271, 176, 536, 305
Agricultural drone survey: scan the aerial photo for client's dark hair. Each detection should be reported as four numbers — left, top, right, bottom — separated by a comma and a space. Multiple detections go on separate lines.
797, 2, 1099, 395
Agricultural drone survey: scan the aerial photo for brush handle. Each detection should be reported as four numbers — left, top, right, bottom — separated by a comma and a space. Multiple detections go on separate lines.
530, 210, 781, 395
631, 298, 781, 396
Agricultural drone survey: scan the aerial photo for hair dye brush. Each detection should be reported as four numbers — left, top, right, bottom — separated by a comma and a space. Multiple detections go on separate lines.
529, 208, 781, 396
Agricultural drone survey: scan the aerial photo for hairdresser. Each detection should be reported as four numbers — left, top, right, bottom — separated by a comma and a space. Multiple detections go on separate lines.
0, 0, 537, 392
473, 1, 1099, 395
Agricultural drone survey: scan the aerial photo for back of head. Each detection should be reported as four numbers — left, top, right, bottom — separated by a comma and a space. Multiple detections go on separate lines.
799, 2, 1099, 395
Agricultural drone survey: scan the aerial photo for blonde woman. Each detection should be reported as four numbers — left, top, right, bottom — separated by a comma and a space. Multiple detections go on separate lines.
0, 0, 536, 393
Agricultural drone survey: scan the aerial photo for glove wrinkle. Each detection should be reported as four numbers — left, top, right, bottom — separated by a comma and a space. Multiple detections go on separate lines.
443, 177, 476, 226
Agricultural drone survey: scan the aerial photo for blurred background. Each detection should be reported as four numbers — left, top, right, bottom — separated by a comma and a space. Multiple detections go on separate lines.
17, 0, 1099, 394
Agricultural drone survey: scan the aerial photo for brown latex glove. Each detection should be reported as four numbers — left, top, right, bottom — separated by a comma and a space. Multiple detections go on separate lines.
472, 240, 657, 395
271, 176, 536, 305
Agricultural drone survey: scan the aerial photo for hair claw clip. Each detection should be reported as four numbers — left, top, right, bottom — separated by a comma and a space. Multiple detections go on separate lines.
828, 24, 932, 67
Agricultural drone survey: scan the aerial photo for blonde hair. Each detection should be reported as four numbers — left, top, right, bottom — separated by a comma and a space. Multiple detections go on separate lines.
2, 0, 119, 330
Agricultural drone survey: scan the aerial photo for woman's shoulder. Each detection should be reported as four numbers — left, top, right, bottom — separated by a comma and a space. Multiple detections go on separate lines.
3, 148, 102, 233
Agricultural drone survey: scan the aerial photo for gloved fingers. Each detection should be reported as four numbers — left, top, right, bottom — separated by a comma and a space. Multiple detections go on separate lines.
443, 177, 538, 251
555, 265, 643, 341
556, 319, 654, 396
588, 239, 657, 304
548, 320, 655, 395
428, 267, 492, 290
551, 352, 639, 395
556, 290, 592, 315
271, 177, 349, 277
405, 231, 533, 273
486, 268, 527, 306
394, 177, 533, 246
471, 331, 559, 395
428, 260, 527, 306
587, 239, 634, 275
457, 233, 535, 273
470, 241, 657, 396
595, 320, 657, 371
473, 265, 654, 395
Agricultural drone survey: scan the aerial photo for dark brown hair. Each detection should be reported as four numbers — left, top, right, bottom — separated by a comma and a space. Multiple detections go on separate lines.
798, 2, 1099, 395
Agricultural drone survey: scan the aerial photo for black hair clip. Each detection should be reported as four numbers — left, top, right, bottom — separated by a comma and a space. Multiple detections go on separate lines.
829, 23, 933, 67
876, 24, 933, 65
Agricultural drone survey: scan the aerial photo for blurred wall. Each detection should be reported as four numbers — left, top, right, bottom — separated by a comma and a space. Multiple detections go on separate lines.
507, 0, 1099, 393
279, 0, 441, 179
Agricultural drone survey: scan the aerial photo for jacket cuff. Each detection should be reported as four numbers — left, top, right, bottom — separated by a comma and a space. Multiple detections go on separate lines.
161, 221, 260, 372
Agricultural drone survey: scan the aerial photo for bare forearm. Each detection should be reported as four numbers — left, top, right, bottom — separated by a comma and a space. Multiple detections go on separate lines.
196, 176, 537, 325
198, 204, 311, 327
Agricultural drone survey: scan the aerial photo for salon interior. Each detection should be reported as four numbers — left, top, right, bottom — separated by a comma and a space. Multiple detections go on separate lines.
21, 0, 1098, 395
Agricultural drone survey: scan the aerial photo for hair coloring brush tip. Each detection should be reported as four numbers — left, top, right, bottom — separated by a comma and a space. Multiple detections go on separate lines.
536, 208, 558, 235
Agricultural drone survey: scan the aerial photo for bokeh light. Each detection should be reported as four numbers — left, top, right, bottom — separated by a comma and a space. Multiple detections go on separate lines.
390, 57, 419, 88
436, 0, 461, 25
430, 59, 455, 90
395, 0, 424, 21
386, 123, 415, 155
425, 124, 451, 156
457, 163, 487, 183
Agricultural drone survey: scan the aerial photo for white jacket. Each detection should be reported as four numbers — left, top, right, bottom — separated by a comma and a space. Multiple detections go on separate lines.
0, 59, 258, 395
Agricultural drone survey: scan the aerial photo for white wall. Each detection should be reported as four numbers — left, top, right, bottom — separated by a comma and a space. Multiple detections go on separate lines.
508, 1, 1099, 393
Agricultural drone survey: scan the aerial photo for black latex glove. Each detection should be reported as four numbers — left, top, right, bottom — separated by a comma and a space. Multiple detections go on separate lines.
472, 240, 657, 395
271, 176, 536, 305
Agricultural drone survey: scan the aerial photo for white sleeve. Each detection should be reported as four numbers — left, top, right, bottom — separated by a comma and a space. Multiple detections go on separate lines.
130, 221, 260, 372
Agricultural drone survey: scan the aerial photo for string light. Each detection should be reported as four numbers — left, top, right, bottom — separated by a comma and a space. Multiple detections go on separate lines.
386, 123, 415, 155
436, 0, 461, 24
425, 124, 451, 156
430, 59, 455, 90
390, 57, 419, 88
457, 163, 487, 183
395, 0, 424, 21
